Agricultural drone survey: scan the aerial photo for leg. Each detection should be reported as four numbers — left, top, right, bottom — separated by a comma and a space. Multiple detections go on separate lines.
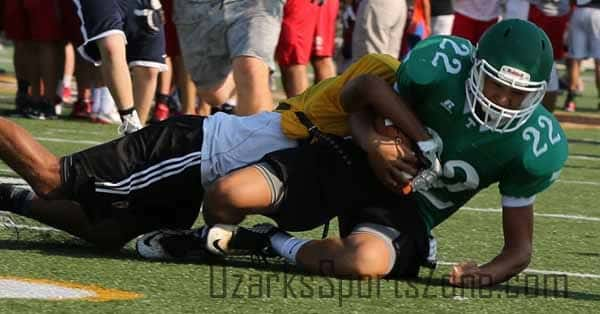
203, 165, 275, 225
279, 63, 309, 98
595, 59, 600, 108
310, 56, 336, 84
97, 34, 135, 112
295, 232, 394, 278
0, 118, 62, 198
564, 57, 580, 111
173, 55, 198, 115
232, 56, 274, 115
196, 73, 236, 108
131, 65, 160, 125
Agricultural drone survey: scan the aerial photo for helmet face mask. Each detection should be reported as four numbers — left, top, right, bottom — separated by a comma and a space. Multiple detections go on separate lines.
466, 59, 546, 133
465, 19, 553, 133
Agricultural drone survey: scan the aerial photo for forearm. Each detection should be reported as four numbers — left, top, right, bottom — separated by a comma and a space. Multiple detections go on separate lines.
479, 247, 532, 285
348, 110, 378, 152
341, 75, 431, 142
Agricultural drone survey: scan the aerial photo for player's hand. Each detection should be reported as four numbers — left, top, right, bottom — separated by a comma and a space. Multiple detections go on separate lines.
412, 128, 443, 192
448, 261, 492, 287
366, 133, 420, 194
342, 4, 356, 29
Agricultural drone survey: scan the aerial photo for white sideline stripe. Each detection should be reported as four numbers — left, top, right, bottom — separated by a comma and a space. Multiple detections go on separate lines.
463, 207, 600, 222
558, 179, 600, 186
437, 261, 600, 279
34, 137, 102, 145
0, 222, 60, 232
569, 155, 600, 161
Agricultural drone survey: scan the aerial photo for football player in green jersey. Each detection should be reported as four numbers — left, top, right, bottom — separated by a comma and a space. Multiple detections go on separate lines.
138, 20, 568, 287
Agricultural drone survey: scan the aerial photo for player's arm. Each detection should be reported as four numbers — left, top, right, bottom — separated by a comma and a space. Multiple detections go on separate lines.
340, 74, 431, 142
342, 74, 444, 191
450, 203, 534, 287
349, 110, 420, 190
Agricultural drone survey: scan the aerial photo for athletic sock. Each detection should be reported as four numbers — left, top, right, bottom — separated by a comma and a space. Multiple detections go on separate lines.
156, 93, 169, 105
0, 185, 34, 217
16, 79, 30, 96
269, 232, 310, 264
118, 107, 136, 119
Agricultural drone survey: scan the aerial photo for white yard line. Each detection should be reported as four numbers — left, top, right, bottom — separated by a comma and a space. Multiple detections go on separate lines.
569, 155, 600, 161
437, 261, 600, 279
462, 207, 600, 222
34, 137, 102, 145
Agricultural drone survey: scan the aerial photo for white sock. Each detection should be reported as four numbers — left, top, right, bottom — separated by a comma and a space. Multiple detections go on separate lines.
270, 232, 310, 264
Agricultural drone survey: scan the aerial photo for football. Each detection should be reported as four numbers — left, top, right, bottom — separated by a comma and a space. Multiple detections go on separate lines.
373, 116, 412, 144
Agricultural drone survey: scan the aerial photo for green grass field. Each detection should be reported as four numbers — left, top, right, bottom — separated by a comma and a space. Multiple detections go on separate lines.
0, 47, 599, 313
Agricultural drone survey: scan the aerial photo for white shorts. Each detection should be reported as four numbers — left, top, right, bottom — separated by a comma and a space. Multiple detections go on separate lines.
200, 112, 298, 187
568, 7, 600, 59
431, 14, 455, 36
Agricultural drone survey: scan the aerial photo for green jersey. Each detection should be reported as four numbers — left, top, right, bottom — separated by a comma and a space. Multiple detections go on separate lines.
395, 35, 569, 231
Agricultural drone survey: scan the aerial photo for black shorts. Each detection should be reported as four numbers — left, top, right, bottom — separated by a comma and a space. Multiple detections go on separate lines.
259, 137, 432, 277
73, 0, 166, 66
60, 115, 205, 231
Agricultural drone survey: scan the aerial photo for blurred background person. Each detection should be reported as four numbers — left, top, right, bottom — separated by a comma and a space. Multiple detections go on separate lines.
174, 0, 284, 116
276, 0, 339, 98
452, 0, 502, 43
528, 0, 571, 112
430, 0, 454, 35
351, 0, 407, 62
563, 0, 600, 112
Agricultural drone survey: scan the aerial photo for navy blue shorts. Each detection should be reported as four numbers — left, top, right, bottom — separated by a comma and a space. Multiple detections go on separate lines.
72, 0, 166, 69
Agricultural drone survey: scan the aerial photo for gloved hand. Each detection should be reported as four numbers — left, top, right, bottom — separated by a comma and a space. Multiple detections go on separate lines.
411, 128, 443, 192
342, 4, 356, 29
134, 0, 164, 33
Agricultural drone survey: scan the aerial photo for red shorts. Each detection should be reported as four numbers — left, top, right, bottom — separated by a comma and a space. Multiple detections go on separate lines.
528, 5, 570, 60
161, 0, 181, 57
276, 0, 320, 66
3, 0, 64, 41
451, 12, 498, 44
313, 0, 339, 58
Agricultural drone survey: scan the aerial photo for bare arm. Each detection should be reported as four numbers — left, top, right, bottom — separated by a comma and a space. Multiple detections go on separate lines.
349, 110, 419, 190
450, 204, 534, 287
340, 74, 431, 142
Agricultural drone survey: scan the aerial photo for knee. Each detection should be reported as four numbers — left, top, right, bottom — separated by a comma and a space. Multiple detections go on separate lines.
97, 35, 126, 60
204, 178, 244, 224
347, 244, 393, 278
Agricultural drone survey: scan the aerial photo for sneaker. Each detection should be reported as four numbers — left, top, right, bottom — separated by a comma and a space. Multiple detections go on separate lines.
151, 103, 170, 122
136, 229, 209, 260
564, 101, 576, 112
14, 93, 32, 116
70, 99, 93, 119
136, 224, 272, 260
92, 111, 121, 125
24, 100, 47, 120
118, 110, 143, 135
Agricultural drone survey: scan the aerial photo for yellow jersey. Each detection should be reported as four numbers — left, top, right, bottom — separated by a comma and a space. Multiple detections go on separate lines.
277, 54, 400, 139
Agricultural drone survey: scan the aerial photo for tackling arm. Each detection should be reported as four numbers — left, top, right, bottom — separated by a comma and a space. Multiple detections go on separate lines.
340, 74, 431, 142
450, 204, 534, 287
